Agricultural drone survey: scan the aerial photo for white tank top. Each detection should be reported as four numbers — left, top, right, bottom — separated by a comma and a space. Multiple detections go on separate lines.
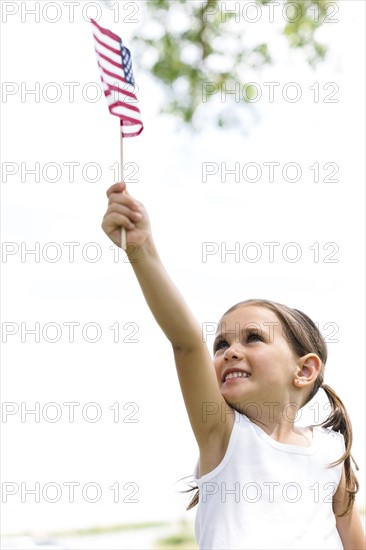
193, 410, 345, 549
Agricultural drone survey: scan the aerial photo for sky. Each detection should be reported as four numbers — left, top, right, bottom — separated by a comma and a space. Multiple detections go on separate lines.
1, 0, 365, 537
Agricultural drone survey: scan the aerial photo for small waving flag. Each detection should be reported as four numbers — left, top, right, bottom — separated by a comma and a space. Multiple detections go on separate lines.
91, 18, 143, 138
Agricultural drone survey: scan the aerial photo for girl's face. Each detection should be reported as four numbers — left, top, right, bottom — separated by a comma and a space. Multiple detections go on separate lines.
213, 305, 300, 408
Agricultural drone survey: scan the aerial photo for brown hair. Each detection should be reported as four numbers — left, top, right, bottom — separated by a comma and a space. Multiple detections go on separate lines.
183, 299, 359, 516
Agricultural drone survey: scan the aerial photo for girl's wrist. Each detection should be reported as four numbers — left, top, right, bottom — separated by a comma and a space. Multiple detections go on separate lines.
126, 234, 158, 265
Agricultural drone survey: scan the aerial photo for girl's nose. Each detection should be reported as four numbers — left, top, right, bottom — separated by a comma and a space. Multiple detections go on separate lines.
223, 345, 244, 361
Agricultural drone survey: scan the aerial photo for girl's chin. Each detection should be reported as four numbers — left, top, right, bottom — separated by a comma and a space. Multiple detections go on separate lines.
221, 387, 252, 402
221, 379, 252, 394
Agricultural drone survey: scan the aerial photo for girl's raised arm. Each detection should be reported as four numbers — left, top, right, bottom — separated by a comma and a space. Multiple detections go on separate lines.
102, 183, 232, 451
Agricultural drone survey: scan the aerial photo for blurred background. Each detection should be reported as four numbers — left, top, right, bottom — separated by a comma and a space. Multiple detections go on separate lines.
1, 0, 365, 548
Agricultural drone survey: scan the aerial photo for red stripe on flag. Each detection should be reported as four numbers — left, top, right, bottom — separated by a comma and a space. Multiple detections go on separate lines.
90, 19, 120, 45
107, 84, 138, 102
116, 114, 142, 125
95, 50, 124, 72
108, 99, 141, 115
105, 92, 141, 113
120, 120, 144, 138
92, 33, 121, 57
97, 62, 128, 86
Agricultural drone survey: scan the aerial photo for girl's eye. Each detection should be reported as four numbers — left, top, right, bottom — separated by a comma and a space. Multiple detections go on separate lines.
246, 332, 263, 343
214, 339, 228, 352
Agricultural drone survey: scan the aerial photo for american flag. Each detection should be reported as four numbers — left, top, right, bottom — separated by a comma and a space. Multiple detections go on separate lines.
91, 18, 143, 138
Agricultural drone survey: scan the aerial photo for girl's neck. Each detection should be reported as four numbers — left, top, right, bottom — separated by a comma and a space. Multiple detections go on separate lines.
248, 414, 312, 447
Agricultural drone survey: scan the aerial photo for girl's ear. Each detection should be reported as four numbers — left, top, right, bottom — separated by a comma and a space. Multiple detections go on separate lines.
294, 353, 322, 386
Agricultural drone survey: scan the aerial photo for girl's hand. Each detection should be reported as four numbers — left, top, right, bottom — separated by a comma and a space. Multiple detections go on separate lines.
101, 182, 152, 249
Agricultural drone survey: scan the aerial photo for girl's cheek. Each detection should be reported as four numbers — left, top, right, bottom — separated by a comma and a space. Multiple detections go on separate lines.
252, 350, 266, 362
214, 364, 223, 381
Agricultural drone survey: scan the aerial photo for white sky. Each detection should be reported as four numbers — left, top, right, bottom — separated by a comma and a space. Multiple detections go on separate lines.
1, 0, 365, 536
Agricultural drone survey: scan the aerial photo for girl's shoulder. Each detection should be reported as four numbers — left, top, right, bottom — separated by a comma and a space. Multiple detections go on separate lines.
312, 424, 345, 454
313, 424, 344, 440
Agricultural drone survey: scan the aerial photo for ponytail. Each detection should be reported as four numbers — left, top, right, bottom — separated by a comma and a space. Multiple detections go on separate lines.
320, 383, 359, 516
186, 487, 199, 511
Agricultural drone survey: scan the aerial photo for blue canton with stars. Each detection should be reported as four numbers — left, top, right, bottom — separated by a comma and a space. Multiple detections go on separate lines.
121, 44, 135, 86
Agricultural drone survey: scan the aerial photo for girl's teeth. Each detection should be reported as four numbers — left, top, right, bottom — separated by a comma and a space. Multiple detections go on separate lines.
225, 372, 250, 381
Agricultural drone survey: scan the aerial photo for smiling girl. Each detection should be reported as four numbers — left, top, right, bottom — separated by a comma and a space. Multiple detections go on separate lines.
102, 182, 365, 550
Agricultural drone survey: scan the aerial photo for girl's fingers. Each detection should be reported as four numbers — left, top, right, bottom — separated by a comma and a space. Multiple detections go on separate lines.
106, 182, 125, 198
107, 203, 143, 222
108, 191, 141, 211
103, 212, 136, 231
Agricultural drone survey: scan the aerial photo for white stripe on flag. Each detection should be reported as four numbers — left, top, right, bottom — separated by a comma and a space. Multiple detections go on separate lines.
94, 42, 122, 66
120, 122, 143, 134
96, 56, 135, 89
106, 88, 138, 107
97, 63, 136, 94
108, 102, 142, 119
102, 77, 137, 102
92, 25, 120, 49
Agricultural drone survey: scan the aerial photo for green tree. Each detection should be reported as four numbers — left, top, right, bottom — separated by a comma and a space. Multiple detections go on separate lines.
99, 0, 335, 130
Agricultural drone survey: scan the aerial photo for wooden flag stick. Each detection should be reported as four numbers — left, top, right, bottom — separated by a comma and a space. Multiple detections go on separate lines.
120, 129, 127, 250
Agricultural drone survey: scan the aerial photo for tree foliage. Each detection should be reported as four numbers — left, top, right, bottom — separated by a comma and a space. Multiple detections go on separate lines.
101, 0, 335, 130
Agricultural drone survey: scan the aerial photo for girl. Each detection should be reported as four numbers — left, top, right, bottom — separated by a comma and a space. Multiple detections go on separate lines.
102, 182, 365, 550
